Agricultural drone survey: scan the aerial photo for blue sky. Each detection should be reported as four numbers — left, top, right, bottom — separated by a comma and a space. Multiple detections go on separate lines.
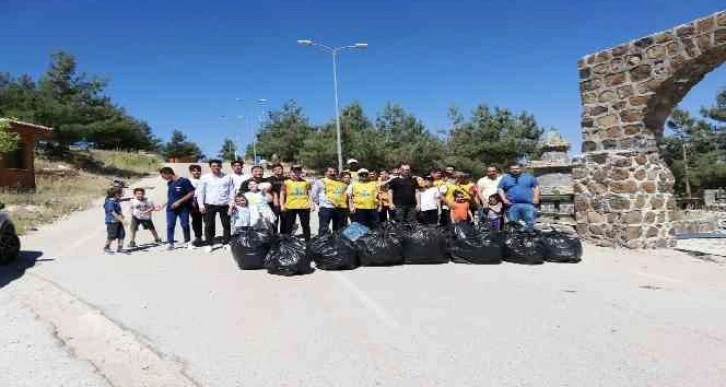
2, 0, 724, 157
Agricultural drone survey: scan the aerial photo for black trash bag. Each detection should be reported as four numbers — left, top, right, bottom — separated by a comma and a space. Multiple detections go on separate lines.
355, 228, 403, 266
265, 234, 314, 276
541, 230, 583, 263
400, 223, 449, 264
308, 233, 359, 270
230, 220, 274, 270
449, 222, 503, 264
502, 228, 546, 265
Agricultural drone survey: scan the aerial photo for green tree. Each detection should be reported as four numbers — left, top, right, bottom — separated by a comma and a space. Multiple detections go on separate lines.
661, 99, 726, 197
162, 130, 202, 160
0, 118, 20, 153
444, 104, 545, 174
0, 51, 161, 152
218, 138, 237, 161
252, 100, 314, 162
373, 103, 444, 172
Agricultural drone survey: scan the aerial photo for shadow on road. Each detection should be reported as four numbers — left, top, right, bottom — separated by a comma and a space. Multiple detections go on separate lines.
0, 251, 47, 290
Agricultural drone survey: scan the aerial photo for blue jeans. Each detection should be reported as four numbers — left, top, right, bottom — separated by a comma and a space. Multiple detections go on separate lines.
506, 203, 537, 230
166, 208, 191, 245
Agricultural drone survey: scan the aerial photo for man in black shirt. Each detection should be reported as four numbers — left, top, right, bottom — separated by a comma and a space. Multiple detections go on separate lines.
387, 163, 418, 223
239, 165, 268, 193
266, 163, 287, 231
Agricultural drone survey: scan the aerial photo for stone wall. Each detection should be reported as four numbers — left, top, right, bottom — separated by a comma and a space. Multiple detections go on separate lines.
575, 11, 726, 248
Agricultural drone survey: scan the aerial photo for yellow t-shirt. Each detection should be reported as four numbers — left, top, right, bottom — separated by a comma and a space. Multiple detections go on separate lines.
350, 181, 378, 210
445, 183, 474, 206
283, 179, 311, 209
323, 178, 348, 209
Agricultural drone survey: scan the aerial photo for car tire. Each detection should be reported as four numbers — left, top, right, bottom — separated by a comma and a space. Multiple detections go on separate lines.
0, 228, 20, 265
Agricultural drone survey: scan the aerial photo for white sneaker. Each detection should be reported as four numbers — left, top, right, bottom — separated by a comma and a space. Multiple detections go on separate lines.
204, 246, 213, 253
186, 242, 195, 250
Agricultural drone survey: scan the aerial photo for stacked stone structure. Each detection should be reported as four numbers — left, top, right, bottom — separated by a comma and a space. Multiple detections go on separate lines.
575, 11, 726, 248
531, 130, 576, 226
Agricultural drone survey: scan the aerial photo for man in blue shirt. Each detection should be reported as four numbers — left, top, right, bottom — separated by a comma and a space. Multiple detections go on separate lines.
160, 167, 196, 250
498, 162, 540, 231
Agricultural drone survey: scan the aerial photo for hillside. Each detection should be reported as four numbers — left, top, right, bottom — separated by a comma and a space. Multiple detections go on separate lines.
0, 150, 163, 234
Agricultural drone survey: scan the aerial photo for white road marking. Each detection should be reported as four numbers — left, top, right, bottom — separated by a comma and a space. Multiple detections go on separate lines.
635, 271, 684, 283
332, 272, 402, 331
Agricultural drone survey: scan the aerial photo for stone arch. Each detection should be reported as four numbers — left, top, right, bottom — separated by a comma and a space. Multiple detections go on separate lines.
574, 11, 726, 249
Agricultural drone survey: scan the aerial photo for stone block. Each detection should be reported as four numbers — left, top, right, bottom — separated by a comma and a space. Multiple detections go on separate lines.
581, 79, 602, 92
625, 225, 642, 239
582, 118, 594, 128
582, 141, 598, 152
610, 179, 638, 193
629, 95, 650, 106
609, 196, 631, 211
611, 44, 629, 57
633, 195, 646, 209
634, 168, 646, 180
626, 54, 642, 67
587, 105, 609, 116
574, 197, 590, 212
606, 73, 627, 86
582, 92, 598, 104
597, 114, 618, 127
593, 63, 610, 75
617, 85, 634, 98
602, 139, 618, 150
636, 79, 660, 94
676, 24, 695, 37
603, 126, 623, 139
594, 51, 612, 64
610, 58, 625, 72
587, 211, 605, 223
696, 16, 715, 34
696, 33, 712, 51
645, 45, 667, 59
579, 67, 591, 80
588, 153, 608, 165
587, 182, 608, 195
644, 212, 656, 223
572, 167, 587, 179
624, 125, 643, 136
717, 12, 726, 26
612, 101, 627, 110
589, 224, 604, 236
598, 90, 616, 103
576, 223, 588, 235
641, 181, 657, 193
654, 32, 674, 44
650, 196, 665, 209
634, 36, 654, 48
611, 155, 632, 167
620, 109, 645, 123
630, 65, 652, 81
715, 28, 726, 45
625, 239, 645, 249
666, 42, 681, 56
666, 198, 677, 210
646, 226, 659, 237
623, 211, 642, 224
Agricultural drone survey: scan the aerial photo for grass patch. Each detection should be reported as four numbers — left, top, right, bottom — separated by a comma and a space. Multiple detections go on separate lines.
0, 150, 163, 234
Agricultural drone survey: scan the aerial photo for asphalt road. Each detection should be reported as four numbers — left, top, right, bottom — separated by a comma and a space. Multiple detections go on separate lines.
2, 165, 726, 386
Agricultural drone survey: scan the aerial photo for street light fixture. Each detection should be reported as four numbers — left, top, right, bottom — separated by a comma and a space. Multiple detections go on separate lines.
297, 38, 368, 171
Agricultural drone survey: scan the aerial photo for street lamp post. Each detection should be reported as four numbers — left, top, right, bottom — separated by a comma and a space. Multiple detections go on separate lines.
297, 39, 368, 171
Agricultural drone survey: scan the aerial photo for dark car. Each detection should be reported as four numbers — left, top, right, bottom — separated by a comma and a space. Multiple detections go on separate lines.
0, 203, 20, 264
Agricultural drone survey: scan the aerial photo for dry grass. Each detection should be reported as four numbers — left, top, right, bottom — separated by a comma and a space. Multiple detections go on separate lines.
0, 150, 163, 234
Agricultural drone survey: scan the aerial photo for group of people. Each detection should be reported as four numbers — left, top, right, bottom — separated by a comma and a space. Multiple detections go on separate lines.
102, 158, 541, 254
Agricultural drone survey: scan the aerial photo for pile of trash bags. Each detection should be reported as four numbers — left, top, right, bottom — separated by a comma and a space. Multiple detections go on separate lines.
230, 220, 583, 276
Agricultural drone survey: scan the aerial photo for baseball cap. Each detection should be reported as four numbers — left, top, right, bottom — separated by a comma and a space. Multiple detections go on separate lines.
347, 158, 359, 165
357, 168, 370, 175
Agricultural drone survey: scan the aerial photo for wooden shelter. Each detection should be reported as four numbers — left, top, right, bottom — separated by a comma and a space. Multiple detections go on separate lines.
0, 119, 53, 189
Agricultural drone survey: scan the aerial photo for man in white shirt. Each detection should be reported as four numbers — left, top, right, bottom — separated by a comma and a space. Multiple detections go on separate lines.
230, 159, 251, 194
188, 164, 204, 246
477, 166, 503, 217
197, 159, 236, 252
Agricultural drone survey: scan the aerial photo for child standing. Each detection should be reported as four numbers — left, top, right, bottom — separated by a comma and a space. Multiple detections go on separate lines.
244, 180, 276, 225
104, 187, 127, 254
487, 194, 504, 231
229, 192, 252, 234
128, 188, 162, 248
450, 191, 474, 224
416, 176, 441, 225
